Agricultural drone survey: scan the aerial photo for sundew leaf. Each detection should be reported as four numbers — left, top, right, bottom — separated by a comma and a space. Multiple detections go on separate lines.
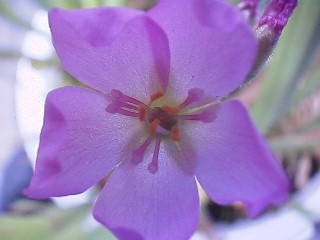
250, 1, 320, 134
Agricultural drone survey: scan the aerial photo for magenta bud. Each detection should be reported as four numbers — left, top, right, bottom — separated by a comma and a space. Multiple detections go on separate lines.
242, 0, 298, 83
258, 0, 298, 37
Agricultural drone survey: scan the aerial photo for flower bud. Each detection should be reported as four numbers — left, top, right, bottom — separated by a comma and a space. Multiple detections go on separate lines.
245, 0, 298, 83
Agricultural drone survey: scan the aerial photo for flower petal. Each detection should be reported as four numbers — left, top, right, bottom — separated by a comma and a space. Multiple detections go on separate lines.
189, 100, 289, 217
24, 86, 140, 198
93, 142, 199, 240
49, 8, 170, 98
148, 0, 257, 100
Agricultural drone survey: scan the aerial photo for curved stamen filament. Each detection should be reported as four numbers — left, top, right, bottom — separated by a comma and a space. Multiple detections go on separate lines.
111, 108, 138, 117
131, 137, 153, 164
111, 89, 149, 108
118, 101, 140, 110
178, 109, 216, 123
107, 89, 151, 117
147, 137, 161, 174
178, 88, 204, 109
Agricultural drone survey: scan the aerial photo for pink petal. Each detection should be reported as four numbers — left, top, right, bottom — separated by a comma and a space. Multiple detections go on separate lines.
148, 0, 257, 101
93, 143, 199, 240
49, 8, 170, 99
24, 86, 141, 198
188, 100, 289, 217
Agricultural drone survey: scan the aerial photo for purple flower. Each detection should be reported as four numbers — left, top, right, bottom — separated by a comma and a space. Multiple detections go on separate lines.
24, 0, 289, 239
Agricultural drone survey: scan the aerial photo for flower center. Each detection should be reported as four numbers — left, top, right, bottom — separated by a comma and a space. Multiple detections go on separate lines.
105, 88, 216, 173
148, 107, 177, 131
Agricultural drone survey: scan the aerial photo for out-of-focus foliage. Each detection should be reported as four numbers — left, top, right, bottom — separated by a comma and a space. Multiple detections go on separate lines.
0, 204, 116, 240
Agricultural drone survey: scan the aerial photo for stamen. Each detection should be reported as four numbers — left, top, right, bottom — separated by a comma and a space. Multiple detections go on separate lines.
138, 106, 147, 121
117, 109, 139, 117
111, 89, 147, 108
113, 101, 140, 111
179, 109, 216, 123
171, 126, 180, 141
105, 103, 120, 114
147, 137, 161, 174
149, 119, 160, 136
162, 105, 180, 115
107, 89, 150, 117
178, 88, 204, 109
131, 137, 152, 164
106, 105, 139, 117
150, 91, 164, 102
